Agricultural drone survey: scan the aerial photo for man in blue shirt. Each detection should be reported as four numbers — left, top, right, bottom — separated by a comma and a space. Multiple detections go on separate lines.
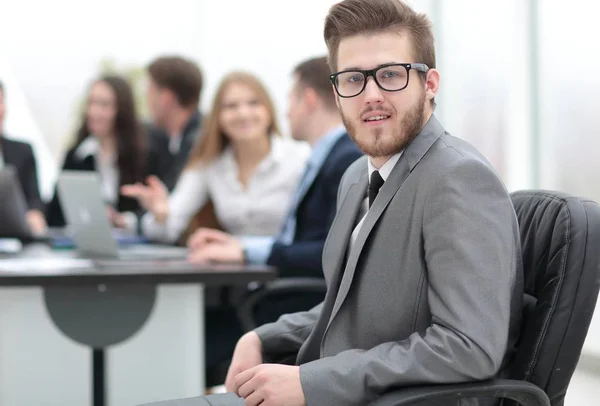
187, 56, 362, 375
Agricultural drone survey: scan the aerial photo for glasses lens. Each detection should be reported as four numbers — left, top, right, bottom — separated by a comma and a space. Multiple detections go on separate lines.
335, 71, 365, 97
375, 65, 408, 91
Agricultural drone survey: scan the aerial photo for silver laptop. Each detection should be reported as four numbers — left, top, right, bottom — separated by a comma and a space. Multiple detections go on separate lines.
56, 170, 187, 260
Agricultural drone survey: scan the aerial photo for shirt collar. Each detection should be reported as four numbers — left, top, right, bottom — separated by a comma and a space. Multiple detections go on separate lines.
169, 134, 182, 154
307, 125, 346, 166
368, 151, 403, 182
73, 136, 99, 161
73, 135, 116, 164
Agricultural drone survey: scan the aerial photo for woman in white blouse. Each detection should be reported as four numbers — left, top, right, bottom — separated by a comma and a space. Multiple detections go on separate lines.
122, 71, 309, 244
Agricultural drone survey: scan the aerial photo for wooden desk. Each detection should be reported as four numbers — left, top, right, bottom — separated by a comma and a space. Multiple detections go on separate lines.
0, 244, 276, 406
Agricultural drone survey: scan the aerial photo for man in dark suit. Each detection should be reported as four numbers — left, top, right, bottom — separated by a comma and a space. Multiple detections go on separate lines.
145, 1, 522, 406
145, 56, 204, 191
186, 56, 362, 374
0, 80, 46, 235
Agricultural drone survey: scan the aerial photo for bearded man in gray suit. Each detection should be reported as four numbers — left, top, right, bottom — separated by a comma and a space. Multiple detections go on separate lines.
142, 0, 523, 405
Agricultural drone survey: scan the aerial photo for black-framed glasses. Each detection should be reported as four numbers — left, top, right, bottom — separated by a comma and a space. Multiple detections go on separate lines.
329, 63, 429, 98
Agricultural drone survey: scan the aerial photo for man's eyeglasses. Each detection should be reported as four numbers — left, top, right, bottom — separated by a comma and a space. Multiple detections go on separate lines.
329, 63, 429, 98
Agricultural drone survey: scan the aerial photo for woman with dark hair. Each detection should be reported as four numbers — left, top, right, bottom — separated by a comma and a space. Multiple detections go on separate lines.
46, 75, 158, 228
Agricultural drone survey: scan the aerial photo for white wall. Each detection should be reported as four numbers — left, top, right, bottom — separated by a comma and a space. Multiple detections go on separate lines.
195, 0, 338, 136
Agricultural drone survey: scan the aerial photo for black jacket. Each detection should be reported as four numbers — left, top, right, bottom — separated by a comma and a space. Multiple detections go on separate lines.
0, 136, 44, 211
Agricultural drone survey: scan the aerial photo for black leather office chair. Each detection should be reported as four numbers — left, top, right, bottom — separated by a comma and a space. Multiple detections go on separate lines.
236, 277, 327, 331
371, 190, 600, 406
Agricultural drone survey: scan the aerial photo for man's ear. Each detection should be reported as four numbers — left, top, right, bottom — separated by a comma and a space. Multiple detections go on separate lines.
304, 87, 319, 112
162, 88, 176, 107
424, 68, 440, 103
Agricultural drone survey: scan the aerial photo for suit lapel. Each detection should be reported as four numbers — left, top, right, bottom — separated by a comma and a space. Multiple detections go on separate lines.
298, 168, 367, 362
294, 132, 348, 213
324, 115, 446, 332
290, 164, 316, 214
325, 170, 368, 288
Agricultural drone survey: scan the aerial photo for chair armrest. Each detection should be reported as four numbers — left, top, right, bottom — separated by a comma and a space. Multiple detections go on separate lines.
236, 277, 326, 331
369, 379, 550, 406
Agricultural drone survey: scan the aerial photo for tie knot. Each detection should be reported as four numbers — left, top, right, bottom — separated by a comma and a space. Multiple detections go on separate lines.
369, 170, 385, 192
368, 170, 385, 208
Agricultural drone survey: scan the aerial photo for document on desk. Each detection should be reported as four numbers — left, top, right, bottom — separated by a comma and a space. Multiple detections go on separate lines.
0, 258, 93, 273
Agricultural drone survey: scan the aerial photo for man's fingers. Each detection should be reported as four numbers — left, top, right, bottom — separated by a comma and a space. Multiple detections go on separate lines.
188, 228, 230, 248
187, 250, 209, 263
233, 367, 256, 397
187, 230, 210, 249
236, 378, 256, 399
242, 390, 264, 406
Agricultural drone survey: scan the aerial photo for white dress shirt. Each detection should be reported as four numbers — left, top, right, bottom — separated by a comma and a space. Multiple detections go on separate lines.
74, 136, 119, 205
168, 134, 182, 154
142, 136, 311, 243
350, 152, 403, 247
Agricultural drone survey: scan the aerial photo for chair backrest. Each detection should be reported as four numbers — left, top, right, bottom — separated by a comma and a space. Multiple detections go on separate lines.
509, 190, 600, 405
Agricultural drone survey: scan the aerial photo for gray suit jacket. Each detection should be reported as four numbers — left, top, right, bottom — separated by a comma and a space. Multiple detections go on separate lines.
255, 115, 523, 406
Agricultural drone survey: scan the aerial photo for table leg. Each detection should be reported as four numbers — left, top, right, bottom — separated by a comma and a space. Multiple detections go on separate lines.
93, 348, 106, 406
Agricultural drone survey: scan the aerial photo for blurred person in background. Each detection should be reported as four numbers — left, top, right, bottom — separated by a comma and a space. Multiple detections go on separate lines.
186, 56, 362, 382
0, 80, 47, 235
45, 75, 160, 230
122, 71, 309, 245
145, 55, 204, 191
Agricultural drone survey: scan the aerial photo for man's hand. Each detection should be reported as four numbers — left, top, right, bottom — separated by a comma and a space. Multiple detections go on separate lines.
187, 228, 233, 250
25, 210, 47, 235
121, 175, 169, 222
187, 228, 244, 264
225, 332, 263, 392
233, 364, 305, 406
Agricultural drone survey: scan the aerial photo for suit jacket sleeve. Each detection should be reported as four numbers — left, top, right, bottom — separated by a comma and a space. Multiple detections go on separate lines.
147, 130, 173, 188
299, 158, 518, 406
254, 302, 323, 362
266, 150, 361, 278
20, 143, 44, 211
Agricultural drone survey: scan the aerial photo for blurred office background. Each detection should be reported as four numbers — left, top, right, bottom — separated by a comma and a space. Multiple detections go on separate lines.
0, 0, 598, 402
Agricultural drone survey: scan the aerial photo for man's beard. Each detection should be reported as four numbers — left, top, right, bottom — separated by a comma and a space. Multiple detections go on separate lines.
342, 92, 426, 157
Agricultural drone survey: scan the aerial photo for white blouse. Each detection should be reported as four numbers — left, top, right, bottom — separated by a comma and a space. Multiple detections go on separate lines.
73, 136, 119, 205
142, 136, 311, 243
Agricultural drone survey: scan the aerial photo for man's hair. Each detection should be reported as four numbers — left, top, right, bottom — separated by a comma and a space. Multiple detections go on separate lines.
293, 56, 337, 111
0, 80, 4, 93
324, 0, 436, 73
147, 56, 203, 108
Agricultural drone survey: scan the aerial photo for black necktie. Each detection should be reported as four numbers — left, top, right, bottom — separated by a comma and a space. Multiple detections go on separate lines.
368, 170, 385, 208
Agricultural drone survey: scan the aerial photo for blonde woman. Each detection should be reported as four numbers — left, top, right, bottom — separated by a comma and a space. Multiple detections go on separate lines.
122, 72, 309, 244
